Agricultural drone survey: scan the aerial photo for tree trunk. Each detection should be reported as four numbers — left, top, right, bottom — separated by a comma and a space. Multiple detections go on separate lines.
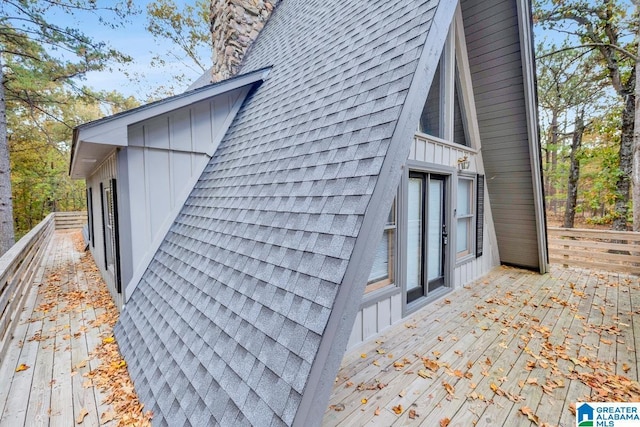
632, 34, 639, 231
550, 110, 559, 214
612, 91, 635, 231
563, 112, 584, 228
0, 59, 16, 255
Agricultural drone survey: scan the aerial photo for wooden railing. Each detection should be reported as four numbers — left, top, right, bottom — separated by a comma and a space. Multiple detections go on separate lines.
54, 211, 87, 230
0, 214, 55, 364
548, 227, 640, 275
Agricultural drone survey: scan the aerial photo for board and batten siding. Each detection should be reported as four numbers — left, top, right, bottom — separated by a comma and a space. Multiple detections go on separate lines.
348, 134, 500, 349
117, 88, 248, 305
86, 152, 123, 308
460, 0, 544, 270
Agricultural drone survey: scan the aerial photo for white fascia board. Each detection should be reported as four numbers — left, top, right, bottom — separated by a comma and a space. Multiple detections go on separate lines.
516, 0, 549, 273
70, 67, 271, 177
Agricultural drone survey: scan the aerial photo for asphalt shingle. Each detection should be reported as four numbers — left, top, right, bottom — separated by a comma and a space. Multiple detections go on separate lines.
114, 0, 443, 424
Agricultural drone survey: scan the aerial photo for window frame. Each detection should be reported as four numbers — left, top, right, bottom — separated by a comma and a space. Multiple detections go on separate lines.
365, 200, 397, 294
455, 173, 476, 263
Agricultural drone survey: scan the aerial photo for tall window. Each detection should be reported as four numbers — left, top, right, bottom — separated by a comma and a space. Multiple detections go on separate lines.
418, 25, 469, 147
366, 201, 396, 293
456, 177, 474, 258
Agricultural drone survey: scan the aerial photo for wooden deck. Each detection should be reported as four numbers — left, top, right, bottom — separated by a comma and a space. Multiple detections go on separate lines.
2, 228, 639, 427
0, 230, 118, 427
324, 265, 640, 426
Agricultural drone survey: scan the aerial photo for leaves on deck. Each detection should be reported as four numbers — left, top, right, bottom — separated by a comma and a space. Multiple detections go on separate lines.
76, 408, 89, 424
328, 266, 640, 425
25, 231, 152, 427
15, 363, 29, 372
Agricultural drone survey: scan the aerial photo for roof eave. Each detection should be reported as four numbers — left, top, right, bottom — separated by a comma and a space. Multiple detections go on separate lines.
69, 67, 271, 179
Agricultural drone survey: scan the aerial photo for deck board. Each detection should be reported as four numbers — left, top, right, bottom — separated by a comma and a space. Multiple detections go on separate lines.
0, 231, 114, 427
324, 265, 640, 426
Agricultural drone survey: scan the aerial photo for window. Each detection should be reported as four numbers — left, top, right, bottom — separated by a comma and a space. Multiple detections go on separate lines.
456, 177, 474, 259
101, 179, 122, 293
87, 187, 95, 247
366, 201, 396, 293
418, 22, 470, 147
456, 174, 485, 261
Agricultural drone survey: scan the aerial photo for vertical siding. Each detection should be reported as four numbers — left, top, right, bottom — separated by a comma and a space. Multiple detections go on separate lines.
461, 0, 541, 269
120, 89, 244, 301
87, 152, 123, 309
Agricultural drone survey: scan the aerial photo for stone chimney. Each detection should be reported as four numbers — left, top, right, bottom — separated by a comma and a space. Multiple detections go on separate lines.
210, 0, 279, 82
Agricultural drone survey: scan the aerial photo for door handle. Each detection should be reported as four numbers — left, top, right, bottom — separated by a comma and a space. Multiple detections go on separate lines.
442, 224, 448, 245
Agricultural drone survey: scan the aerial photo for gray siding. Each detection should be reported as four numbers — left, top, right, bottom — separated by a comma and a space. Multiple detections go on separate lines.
86, 152, 122, 308
461, 0, 542, 269
119, 89, 247, 301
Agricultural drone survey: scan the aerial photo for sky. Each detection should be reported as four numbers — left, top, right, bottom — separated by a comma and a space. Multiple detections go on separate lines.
45, 1, 211, 100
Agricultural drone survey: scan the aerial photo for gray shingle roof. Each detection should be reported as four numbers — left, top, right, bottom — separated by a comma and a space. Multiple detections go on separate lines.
114, 0, 456, 425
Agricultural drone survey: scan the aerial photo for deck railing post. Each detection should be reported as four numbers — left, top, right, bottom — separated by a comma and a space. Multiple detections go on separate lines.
0, 214, 56, 365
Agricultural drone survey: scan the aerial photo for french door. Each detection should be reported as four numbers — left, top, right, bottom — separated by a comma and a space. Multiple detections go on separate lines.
407, 172, 448, 303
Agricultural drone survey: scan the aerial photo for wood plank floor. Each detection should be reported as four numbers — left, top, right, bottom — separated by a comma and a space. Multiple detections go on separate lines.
324, 265, 640, 427
0, 230, 115, 427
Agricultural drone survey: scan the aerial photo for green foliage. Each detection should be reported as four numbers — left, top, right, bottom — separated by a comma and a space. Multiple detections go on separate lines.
1, 1, 138, 238
534, 0, 639, 228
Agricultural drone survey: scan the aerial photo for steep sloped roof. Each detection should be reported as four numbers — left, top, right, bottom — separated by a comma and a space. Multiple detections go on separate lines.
114, 0, 459, 425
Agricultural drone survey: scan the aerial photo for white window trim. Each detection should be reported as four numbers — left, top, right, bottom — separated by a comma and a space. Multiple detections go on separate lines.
455, 173, 476, 265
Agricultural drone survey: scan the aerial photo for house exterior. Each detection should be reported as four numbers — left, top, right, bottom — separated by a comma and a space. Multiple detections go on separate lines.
70, 0, 547, 425
70, 69, 269, 308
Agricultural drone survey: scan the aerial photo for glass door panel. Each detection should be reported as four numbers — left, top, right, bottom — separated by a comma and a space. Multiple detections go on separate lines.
407, 177, 423, 293
427, 178, 442, 281
407, 172, 447, 304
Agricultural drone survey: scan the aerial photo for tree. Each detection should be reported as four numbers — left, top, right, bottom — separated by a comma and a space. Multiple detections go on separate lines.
0, 0, 135, 255
143, 0, 211, 98
536, 0, 639, 230
537, 44, 611, 225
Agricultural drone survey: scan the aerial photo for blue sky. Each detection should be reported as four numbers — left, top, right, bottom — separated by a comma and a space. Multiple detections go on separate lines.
47, 1, 211, 99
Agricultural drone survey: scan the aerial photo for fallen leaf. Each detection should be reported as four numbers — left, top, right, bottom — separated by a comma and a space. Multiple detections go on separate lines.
443, 381, 455, 396
100, 411, 115, 424
623, 363, 631, 373
423, 358, 439, 371
361, 398, 368, 404
76, 408, 89, 424
399, 389, 406, 397
331, 403, 345, 412
409, 409, 418, 419
374, 407, 380, 416
392, 404, 403, 415
418, 369, 432, 379
520, 406, 539, 425
102, 336, 115, 344
440, 418, 450, 427
360, 353, 367, 359
15, 363, 29, 372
